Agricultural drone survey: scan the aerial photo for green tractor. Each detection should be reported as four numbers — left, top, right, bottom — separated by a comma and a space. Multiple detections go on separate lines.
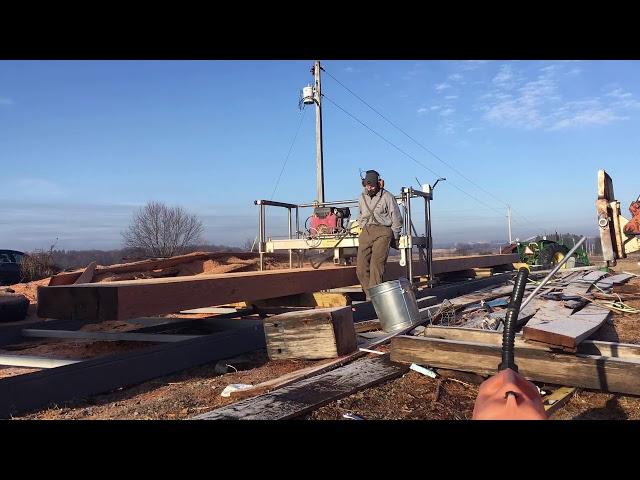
503, 236, 590, 269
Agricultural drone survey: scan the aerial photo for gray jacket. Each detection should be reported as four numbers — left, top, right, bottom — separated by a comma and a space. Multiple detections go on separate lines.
358, 188, 403, 239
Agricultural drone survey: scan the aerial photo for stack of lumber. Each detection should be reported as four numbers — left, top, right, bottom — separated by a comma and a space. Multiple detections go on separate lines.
521, 270, 634, 351
390, 269, 639, 396
48, 252, 265, 286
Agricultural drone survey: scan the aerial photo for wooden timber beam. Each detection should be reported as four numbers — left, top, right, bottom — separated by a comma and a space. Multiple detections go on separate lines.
390, 335, 640, 396
421, 326, 640, 361
38, 267, 360, 321
37, 254, 518, 321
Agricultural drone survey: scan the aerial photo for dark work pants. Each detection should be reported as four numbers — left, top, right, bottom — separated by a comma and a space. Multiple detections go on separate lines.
356, 224, 393, 298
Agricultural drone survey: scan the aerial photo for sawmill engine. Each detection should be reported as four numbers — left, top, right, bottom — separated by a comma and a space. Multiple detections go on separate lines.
308, 207, 351, 236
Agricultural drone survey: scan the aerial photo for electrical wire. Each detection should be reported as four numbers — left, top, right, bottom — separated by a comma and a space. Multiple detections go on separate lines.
269, 108, 307, 200
322, 65, 552, 235
322, 93, 509, 218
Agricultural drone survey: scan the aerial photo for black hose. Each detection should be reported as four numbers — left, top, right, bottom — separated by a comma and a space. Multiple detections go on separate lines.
498, 267, 529, 372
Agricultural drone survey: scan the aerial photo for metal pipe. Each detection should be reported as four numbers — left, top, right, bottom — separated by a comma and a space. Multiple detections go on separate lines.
298, 195, 403, 208
259, 204, 265, 271
427, 195, 433, 286
406, 188, 413, 283
520, 236, 587, 310
254, 199, 298, 208
0, 354, 81, 369
298, 199, 361, 208
288, 208, 293, 268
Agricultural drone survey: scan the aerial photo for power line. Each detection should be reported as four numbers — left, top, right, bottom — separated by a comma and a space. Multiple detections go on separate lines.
323, 67, 511, 206
323, 65, 552, 235
269, 108, 307, 200
322, 93, 507, 217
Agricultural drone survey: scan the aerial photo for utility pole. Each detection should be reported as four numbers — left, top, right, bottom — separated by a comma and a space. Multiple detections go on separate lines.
507, 205, 512, 243
313, 60, 325, 204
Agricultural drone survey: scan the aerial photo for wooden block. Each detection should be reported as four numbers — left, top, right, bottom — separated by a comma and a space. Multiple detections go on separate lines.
264, 306, 357, 360
543, 387, 576, 415
251, 292, 350, 308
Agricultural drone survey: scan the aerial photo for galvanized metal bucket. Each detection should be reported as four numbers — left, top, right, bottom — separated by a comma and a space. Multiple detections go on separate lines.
369, 277, 421, 333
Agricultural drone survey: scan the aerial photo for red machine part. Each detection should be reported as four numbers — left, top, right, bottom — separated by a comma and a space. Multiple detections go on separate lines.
310, 213, 338, 234
472, 368, 547, 420
623, 200, 640, 236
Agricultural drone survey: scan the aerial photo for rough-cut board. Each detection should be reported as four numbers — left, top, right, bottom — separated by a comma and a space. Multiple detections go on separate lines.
20, 328, 200, 343
390, 336, 640, 395
543, 387, 576, 415
594, 273, 634, 289
251, 292, 351, 308
48, 252, 214, 286
74, 262, 97, 284
562, 270, 608, 300
263, 306, 357, 360
422, 326, 640, 361
37, 255, 519, 321
194, 354, 408, 420
523, 303, 611, 350
383, 254, 519, 279
354, 320, 382, 333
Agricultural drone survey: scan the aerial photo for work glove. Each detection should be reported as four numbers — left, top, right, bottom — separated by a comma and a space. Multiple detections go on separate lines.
390, 237, 400, 250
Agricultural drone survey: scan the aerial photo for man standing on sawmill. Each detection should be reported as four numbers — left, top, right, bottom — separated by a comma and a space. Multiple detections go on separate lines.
356, 170, 403, 299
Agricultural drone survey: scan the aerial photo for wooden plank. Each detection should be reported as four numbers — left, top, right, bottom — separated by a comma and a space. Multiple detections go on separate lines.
250, 292, 350, 308
563, 271, 608, 299
594, 273, 634, 288
523, 304, 611, 350
354, 320, 381, 333
263, 306, 356, 360
383, 254, 519, 279
390, 336, 640, 395
0, 322, 266, 418
74, 262, 97, 284
20, 329, 201, 343
597, 198, 619, 264
543, 387, 576, 415
0, 354, 80, 368
423, 325, 640, 361
194, 354, 408, 420
48, 252, 214, 285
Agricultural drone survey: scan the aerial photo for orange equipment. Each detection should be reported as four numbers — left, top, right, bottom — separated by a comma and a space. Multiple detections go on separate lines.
472, 268, 547, 420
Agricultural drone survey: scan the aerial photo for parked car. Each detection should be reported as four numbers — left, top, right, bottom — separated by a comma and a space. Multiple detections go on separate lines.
0, 250, 25, 285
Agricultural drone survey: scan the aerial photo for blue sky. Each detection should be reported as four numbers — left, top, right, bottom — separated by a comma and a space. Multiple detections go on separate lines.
1, 60, 639, 251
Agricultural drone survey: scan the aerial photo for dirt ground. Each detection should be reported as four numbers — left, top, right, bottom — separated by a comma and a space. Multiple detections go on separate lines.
17, 350, 316, 420
7, 254, 640, 420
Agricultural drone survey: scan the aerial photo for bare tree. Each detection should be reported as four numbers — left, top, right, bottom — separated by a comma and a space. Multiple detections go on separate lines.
122, 201, 204, 258
242, 237, 257, 252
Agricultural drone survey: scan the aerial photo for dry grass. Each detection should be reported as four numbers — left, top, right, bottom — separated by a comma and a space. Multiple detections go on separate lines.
19, 249, 60, 282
